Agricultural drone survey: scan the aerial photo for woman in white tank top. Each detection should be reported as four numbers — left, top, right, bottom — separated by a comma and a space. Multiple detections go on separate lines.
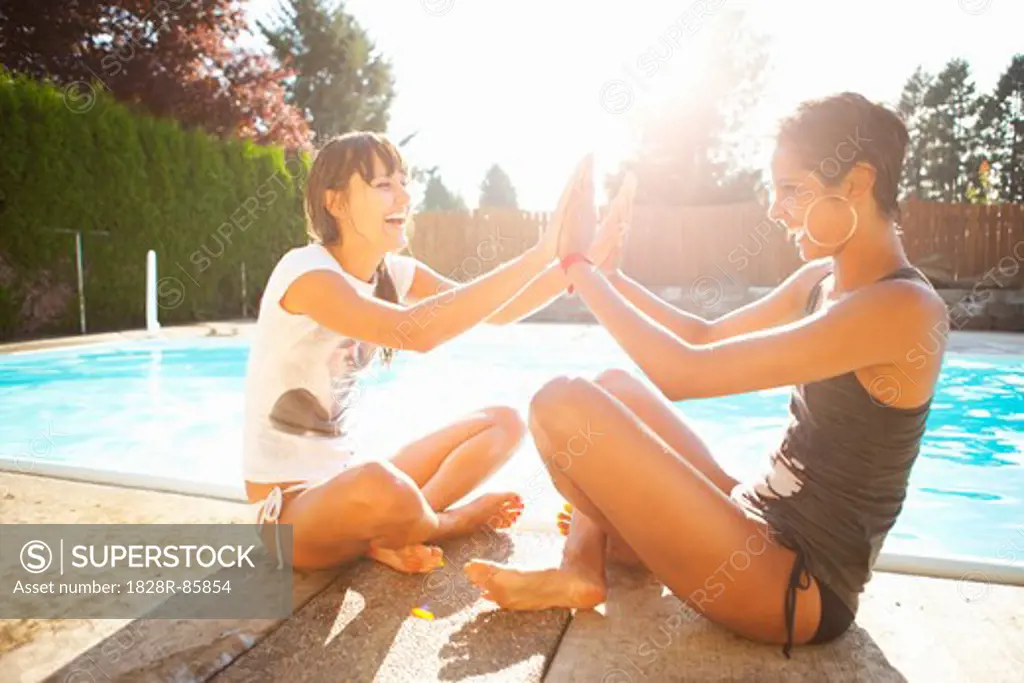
246, 132, 602, 574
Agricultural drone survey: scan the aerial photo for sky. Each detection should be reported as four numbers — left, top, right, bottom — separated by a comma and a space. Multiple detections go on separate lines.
247, 0, 1023, 211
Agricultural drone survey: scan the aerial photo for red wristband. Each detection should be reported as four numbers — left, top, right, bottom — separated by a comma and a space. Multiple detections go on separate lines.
560, 253, 593, 294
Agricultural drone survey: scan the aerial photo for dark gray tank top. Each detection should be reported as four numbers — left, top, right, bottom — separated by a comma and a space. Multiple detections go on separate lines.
736, 265, 934, 614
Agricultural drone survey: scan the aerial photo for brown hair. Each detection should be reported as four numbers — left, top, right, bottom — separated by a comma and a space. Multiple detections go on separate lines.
776, 92, 910, 221
304, 131, 406, 364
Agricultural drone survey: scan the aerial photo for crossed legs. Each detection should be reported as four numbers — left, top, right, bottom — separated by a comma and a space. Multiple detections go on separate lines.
465, 372, 824, 648
248, 406, 527, 573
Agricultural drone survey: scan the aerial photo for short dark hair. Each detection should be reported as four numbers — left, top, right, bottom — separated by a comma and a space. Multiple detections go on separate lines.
776, 92, 910, 220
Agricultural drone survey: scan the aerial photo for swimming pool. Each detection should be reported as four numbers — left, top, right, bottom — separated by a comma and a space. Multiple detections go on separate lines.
2, 324, 1023, 565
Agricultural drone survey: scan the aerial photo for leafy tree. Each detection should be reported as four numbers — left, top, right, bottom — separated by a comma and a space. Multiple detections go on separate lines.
965, 160, 998, 204
479, 164, 518, 209
0, 0, 310, 146
259, 0, 395, 141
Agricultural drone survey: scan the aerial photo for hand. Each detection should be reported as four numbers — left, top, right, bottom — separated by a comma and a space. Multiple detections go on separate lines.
588, 171, 637, 273
536, 155, 591, 262
557, 153, 597, 260
596, 233, 626, 275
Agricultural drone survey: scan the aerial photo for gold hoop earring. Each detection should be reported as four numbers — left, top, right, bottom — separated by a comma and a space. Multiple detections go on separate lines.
803, 195, 858, 249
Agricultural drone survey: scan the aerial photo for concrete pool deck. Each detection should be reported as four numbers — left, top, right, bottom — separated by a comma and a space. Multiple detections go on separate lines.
2, 472, 1024, 682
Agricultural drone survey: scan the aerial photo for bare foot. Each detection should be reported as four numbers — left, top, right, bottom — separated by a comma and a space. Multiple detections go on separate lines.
440, 492, 524, 538
368, 543, 444, 574
463, 560, 606, 610
557, 506, 645, 568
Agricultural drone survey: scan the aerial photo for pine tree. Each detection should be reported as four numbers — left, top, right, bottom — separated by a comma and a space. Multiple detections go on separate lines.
898, 67, 935, 200
978, 55, 1024, 203
479, 165, 518, 209
920, 59, 983, 202
419, 169, 468, 212
259, 0, 396, 141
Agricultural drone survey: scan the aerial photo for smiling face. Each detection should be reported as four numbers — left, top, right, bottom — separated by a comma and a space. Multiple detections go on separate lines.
331, 156, 411, 253
767, 148, 852, 261
305, 132, 412, 254
767, 93, 911, 261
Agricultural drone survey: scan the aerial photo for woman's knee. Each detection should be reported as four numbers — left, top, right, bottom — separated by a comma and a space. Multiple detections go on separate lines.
480, 405, 527, 449
528, 376, 608, 473
528, 375, 595, 434
594, 368, 641, 396
346, 461, 427, 526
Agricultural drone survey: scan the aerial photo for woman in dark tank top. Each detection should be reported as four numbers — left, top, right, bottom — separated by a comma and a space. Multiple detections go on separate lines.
465, 93, 950, 658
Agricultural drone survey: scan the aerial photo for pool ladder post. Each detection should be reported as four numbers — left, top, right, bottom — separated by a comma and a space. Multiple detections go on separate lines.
146, 249, 161, 335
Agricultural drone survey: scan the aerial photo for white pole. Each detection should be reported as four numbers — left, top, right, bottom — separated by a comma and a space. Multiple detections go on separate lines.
146, 250, 160, 333
241, 261, 248, 318
75, 231, 87, 335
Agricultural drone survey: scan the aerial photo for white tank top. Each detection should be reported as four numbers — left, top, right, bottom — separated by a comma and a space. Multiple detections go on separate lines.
242, 244, 416, 484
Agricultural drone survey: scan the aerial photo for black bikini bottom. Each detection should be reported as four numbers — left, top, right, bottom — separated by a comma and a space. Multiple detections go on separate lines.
782, 549, 856, 658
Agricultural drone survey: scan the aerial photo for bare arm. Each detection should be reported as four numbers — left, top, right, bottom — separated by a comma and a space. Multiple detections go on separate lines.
603, 259, 833, 344
282, 246, 550, 353
405, 259, 569, 325
566, 261, 945, 402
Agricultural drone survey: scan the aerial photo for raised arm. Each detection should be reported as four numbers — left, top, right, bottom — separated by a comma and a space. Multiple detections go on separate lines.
405, 260, 568, 325
586, 172, 831, 344
284, 156, 598, 347
556, 159, 944, 403
283, 244, 551, 353
566, 261, 945, 403
604, 258, 833, 344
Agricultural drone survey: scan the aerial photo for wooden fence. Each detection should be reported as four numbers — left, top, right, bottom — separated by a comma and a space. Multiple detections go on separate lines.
408, 201, 1024, 288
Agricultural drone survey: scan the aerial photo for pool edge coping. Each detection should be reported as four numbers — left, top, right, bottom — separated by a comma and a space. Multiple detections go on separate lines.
0, 322, 251, 355
3, 323, 1024, 356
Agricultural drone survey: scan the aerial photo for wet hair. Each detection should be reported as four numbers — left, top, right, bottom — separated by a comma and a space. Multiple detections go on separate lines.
304, 131, 406, 364
776, 92, 910, 221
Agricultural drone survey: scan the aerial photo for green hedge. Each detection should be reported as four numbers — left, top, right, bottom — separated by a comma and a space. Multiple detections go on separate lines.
0, 71, 311, 340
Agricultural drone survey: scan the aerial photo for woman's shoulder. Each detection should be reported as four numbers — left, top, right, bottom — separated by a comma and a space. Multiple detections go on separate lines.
276, 242, 336, 269
261, 243, 344, 306
269, 243, 341, 281
870, 266, 944, 307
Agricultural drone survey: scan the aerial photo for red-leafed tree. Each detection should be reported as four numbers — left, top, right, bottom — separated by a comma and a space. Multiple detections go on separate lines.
0, 0, 311, 147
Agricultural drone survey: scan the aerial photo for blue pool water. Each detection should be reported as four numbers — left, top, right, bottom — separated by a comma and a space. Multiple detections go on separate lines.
1, 324, 1023, 563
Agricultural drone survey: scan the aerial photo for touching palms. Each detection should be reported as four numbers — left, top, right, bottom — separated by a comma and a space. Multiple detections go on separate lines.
588, 171, 637, 273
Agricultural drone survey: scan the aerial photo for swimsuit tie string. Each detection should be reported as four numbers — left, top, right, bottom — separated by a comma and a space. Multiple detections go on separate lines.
257, 486, 285, 570
783, 549, 811, 659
